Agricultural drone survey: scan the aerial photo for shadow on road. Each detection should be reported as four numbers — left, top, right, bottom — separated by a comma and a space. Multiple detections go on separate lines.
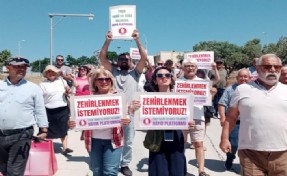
53, 142, 63, 154
66, 156, 90, 165
188, 159, 240, 175
136, 158, 148, 173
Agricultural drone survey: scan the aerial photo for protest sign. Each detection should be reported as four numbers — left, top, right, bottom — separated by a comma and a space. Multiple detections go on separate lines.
130, 47, 148, 60
109, 5, 136, 40
70, 94, 126, 130
174, 80, 212, 106
184, 51, 214, 70
134, 92, 194, 130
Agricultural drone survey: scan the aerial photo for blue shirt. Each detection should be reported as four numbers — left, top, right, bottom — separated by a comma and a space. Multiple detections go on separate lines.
0, 78, 48, 130
218, 83, 239, 113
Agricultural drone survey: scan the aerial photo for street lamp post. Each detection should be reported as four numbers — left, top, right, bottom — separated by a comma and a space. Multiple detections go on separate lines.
48, 13, 94, 65
143, 34, 148, 54
18, 40, 25, 56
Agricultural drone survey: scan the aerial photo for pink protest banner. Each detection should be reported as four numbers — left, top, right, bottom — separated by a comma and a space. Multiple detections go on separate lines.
109, 5, 136, 40
134, 92, 194, 130
174, 80, 212, 106
184, 51, 214, 70
70, 94, 126, 130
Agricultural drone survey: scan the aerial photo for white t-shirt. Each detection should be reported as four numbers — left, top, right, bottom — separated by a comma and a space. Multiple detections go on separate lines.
92, 128, 112, 140
230, 81, 287, 151
138, 73, 146, 92
177, 76, 205, 121
39, 78, 67, 109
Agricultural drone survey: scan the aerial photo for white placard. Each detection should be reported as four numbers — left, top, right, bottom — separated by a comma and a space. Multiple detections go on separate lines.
130, 48, 148, 60
109, 5, 136, 40
174, 80, 212, 106
134, 92, 194, 130
70, 94, 126, 130
184, 51, 214, 70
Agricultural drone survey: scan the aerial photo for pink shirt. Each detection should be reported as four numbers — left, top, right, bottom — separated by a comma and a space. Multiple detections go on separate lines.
75, 77, 90, 96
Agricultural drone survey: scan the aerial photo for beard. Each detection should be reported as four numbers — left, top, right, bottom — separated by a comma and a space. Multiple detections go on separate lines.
258, 72, 280, 85
119, 63, 129, 70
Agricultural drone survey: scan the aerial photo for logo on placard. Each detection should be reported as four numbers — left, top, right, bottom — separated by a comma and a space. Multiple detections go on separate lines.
119, 28, 127, 35
143, 118, 151, 125
79, 120, 87, 126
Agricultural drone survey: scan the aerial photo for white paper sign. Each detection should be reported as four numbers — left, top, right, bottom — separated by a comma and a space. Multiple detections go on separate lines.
130, 48, 148, 60
134, 92, 194, 130
184, 51, 214, 70
174, 80, 212, 106
109, 5, 136, 40
70, 94, 126, 130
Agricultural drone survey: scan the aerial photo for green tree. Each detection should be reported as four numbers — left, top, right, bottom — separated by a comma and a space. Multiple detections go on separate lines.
66, 55, 77, 66
276, 36, 287, 63
242, 38, 262, 63
106, 51, 118, 64
0, 49, 12, 65
31, 58, 50, 72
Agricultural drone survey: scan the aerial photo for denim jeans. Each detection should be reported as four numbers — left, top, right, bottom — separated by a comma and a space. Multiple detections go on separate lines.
90, 138, 123, 176
0, 128, 34, 176
226, 124, 239, 160
121, 114, 135, 167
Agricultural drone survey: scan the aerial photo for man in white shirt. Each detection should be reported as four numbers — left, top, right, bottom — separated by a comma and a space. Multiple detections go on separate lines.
179, 58, 210, 176
220, 54, 287, 175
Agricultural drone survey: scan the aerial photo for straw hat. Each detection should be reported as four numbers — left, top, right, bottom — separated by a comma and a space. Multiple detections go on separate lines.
43, 65, 60, 77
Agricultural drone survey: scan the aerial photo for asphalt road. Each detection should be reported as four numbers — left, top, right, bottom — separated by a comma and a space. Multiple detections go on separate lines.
53, 118, 240, 176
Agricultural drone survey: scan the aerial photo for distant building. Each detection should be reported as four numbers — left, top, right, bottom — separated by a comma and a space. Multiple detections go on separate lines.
153, 51, 184, 64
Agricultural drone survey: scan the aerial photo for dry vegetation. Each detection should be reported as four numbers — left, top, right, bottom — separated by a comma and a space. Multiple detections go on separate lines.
0, 74, 44, 85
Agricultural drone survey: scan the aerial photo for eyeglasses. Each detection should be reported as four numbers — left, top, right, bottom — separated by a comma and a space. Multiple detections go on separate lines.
56, 59, 64, 61
79, 68, 87, 71
95, 77, 112, 83
259, 65, 282, 71
156, 73, 172, 78
157, 63, 163, 66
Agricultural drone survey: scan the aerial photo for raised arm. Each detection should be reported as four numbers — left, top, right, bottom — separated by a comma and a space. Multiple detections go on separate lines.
133, 29, 147, 74
99, 31, 113, 72
211, 62, 220, 85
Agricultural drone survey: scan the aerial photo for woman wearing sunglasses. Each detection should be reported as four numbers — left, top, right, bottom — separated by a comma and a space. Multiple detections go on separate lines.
82, 68, 130, 176
132, 66, 188, 176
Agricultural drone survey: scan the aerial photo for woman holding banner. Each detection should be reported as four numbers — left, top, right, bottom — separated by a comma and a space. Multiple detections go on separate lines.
82, 68, 130, 176
139, 66, 188, 176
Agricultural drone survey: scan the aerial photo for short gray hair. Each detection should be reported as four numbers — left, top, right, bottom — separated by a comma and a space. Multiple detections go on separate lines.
182, 58, 197, 66
256, 54, 282, 65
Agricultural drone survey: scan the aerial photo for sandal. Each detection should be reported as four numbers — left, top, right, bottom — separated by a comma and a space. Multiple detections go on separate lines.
62, 148, 73, 155
199, 171, 210, 176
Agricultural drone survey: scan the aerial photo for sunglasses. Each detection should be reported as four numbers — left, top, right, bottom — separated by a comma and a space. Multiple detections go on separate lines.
56, 59, 64, 61
259, 65, 282, 71
10, 57, 29, 64
156, 73, 172, 78
95, 77, 112, 83
157, 63, 163, 66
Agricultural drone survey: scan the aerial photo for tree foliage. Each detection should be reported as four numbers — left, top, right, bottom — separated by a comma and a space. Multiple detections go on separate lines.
0, 49, 12, 66
2, 36, 287, 72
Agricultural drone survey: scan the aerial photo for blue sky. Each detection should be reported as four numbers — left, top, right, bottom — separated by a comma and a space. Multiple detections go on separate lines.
1, 0, 287, 63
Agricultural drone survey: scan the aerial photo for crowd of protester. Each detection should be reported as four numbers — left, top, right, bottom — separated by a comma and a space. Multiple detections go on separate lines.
1, 29, 287, 176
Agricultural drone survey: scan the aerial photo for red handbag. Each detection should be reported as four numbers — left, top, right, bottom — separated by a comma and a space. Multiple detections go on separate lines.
24, 139, 58, 176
